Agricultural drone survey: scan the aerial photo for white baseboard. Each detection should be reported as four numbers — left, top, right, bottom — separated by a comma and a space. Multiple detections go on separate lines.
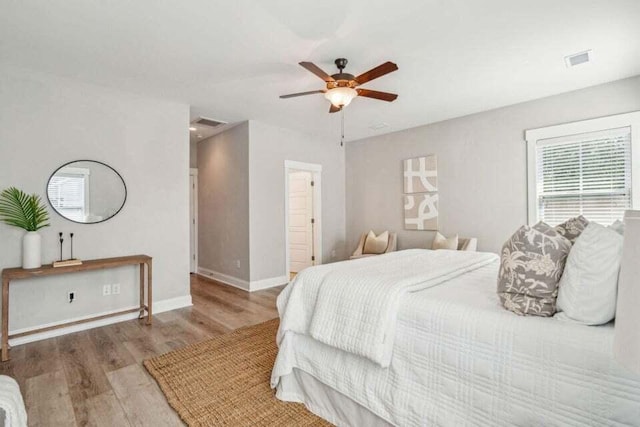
7, 294, 193, 347
197, 267, 288, 292
153, 295, 193, 313
197, 267, 250, 291
250, 275, 289, 291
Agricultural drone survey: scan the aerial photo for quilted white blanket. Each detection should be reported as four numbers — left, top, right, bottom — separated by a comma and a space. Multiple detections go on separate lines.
277, 249, 498, 366
272, 261, 640, 426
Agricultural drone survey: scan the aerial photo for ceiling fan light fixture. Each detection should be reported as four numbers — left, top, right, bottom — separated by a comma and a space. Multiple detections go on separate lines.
280, 59, 398, 113
324, 87, 358, 108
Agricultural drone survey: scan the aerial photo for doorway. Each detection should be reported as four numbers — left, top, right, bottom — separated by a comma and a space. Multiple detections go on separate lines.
284, 161, 322, 280
189, 168, 198, 273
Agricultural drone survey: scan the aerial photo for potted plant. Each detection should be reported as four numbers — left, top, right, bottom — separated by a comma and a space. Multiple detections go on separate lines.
0, 187, 50, 269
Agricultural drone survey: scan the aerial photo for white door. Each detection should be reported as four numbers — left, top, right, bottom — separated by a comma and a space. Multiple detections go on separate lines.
288, 171, 314, 273
189, 174, 197, 273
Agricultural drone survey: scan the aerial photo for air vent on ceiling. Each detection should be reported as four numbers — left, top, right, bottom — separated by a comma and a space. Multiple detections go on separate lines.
192, 116, 227, 128
565, 50, 592, 68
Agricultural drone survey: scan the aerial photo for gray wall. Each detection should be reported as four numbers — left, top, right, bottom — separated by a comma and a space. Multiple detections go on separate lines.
346, 75, 640, 254
249, 120, 346, 282
197, 122, 251, 281
0, 67, 191, 332
195, 120, 346, 286
190, 140, 198, 168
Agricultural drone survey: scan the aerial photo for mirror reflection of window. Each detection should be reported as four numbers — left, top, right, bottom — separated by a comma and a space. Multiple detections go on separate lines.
47, 160, 126, 224
47, 167, 90, 222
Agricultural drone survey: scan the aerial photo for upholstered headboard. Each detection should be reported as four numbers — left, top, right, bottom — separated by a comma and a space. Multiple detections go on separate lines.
613, 210, 640, 374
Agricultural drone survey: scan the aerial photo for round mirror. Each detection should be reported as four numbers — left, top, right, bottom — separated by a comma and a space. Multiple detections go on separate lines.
47, 160, 127, 224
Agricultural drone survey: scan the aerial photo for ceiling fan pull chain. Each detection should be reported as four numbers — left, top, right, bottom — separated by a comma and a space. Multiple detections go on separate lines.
341, 108, 345, 147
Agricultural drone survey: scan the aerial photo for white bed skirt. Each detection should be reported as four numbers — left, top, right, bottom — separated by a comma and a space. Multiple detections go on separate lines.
277, 369, 393, 427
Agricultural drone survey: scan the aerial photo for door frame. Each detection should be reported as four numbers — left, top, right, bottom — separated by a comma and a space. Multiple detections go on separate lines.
190, 168, 199, 273
284, 160, 322, 277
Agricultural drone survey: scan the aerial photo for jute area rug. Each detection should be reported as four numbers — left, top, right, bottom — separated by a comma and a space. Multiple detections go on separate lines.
143, 318, 332, 426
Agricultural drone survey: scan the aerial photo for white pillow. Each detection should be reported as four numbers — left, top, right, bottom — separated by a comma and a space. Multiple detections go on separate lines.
609, 219, 625, 236
432, 232, 458, 250
363, 230, 389, 254
556, 222, 623, 325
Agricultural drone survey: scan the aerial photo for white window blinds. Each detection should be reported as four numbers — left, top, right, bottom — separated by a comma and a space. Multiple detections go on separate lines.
47, 173, 87, 222
535, 126, 632, 226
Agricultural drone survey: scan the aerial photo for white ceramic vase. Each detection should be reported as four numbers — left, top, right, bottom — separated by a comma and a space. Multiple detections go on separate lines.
22, 231, 42, 269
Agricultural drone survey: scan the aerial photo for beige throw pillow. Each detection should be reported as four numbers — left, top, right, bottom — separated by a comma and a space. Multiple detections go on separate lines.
363, 230, 389, 254
432, 232, 458, 250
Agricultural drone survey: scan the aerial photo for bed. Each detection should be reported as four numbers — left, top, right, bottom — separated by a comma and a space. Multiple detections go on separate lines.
271, 241, 640, 426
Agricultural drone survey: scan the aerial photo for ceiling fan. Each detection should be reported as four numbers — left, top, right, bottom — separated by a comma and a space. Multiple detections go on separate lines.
280, 58, 398, 113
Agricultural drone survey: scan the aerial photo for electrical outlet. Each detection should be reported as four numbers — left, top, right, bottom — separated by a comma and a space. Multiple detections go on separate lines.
331, 249, 336, 259
112, 283, 121, 295
68, 292, 75, 303
236, 260, 241, 269
102, 284, 111, 296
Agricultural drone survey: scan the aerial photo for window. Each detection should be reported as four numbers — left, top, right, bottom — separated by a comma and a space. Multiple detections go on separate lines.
526, 112, 640, 226
47, 167, 90, 222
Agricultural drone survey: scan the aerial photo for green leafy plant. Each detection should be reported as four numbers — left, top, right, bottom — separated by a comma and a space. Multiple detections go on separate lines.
0, 187, 50, 232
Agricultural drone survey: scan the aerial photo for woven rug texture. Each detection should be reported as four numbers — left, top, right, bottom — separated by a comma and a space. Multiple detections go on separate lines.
143, 318, 332, 426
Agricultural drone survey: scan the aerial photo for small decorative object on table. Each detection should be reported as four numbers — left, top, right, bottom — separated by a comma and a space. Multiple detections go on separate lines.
58, 232, 64, 260
53, 232, 83, 268
0, 187, 50, 269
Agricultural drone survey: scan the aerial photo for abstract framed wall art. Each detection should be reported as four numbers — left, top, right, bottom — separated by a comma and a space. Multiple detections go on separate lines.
403, 155, 437, 193
403, 193, 438, 230
403, 155, 438, 230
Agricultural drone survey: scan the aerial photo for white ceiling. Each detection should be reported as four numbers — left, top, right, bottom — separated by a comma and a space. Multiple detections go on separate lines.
2, 0, 639, 142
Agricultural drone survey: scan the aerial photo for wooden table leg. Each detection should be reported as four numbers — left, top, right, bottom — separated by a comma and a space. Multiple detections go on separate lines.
139, 263, 145, 319
146, 260, 152, 325
2, 277, 10, 362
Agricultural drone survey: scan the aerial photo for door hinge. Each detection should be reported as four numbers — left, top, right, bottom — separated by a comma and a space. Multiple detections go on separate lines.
311, 256, 315, 261
193, 254, 196, 260
310, 180, 315, 187
311, 218, 315, 224
193, 219, 195, 224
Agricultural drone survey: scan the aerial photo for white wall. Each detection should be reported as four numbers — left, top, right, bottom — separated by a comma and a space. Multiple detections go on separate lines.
346, 75, 640, 254
249, 120, 346, 283
0, 67, 191, 334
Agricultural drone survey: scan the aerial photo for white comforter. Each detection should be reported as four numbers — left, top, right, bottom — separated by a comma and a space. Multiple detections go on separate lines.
272, 258, 640, 426
277, 249, 497, 366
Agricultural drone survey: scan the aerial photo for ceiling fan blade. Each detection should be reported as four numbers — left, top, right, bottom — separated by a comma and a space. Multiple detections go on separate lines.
329, 104, 342, 113
354, 61, 398, 85
299, 62, 335, 82
357, 89, 398, 102
279, 90, 325, 99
